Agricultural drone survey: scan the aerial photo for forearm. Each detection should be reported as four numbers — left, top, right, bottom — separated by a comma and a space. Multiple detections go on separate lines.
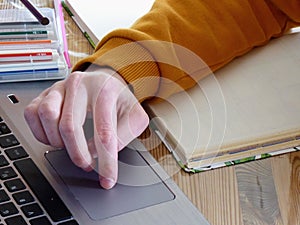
73, 0, 300, 101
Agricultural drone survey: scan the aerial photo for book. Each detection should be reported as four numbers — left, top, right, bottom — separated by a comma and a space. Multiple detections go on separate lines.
0, 3, 69, 83
62, 0, 155, 48
145, 32, 300, 172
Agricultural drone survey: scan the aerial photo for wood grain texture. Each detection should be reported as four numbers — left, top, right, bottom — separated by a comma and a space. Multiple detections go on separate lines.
152, 144, 299, 225
272, 152, 300, 225
143, 129, 300, 225
287, 152, 300, 225
235, 159, 283, 225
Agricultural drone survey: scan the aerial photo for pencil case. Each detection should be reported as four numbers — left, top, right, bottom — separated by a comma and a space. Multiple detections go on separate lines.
0, 7, 69, 82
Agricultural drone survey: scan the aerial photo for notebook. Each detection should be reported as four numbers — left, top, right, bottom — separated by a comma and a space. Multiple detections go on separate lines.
0, 82, 209, 224
145, 32, 300, 172
62, 0, 155, 47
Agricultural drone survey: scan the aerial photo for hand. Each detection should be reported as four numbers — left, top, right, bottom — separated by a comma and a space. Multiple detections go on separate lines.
24, 67, 149, 189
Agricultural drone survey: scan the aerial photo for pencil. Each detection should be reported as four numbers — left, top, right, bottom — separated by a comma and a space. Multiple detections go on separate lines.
20, 0, 50, 25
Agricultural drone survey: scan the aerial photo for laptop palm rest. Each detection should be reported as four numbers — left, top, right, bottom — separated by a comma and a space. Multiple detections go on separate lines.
45, 146, 175, 221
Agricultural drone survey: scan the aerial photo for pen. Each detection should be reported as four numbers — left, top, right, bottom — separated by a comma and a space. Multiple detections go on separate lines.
20, 0, 50, 25
0, 30, 49, 39
0, 67, 59, 76
0, 39, 52, 46
0, 49, 58, 62
0, 21, 42, 30
0, 61, 65, 73
0, 40, 55, 50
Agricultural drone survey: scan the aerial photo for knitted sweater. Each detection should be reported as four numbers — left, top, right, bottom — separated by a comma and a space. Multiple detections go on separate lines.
73, 0, 300, 101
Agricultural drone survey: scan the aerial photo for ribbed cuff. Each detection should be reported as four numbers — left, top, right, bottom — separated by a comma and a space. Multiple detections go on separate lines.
73, 38, 161, 102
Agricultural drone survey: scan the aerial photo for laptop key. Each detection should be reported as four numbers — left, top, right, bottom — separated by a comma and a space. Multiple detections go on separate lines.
4, 178, 26, 192
0, 155, 9, 167
21, 203, 43, 218
0, 134, 19, 148
0, 190, 10, 203
0, 202, 18, 217
0, 122, 11, 135
30, 216, 52, 225
13, 191, 34, 205
0, 166, 17, 180
5, 215, 27, 225
5, 146, 28, 160
14, 158, 73, 222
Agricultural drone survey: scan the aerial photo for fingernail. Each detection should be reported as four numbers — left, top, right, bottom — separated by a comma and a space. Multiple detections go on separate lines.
100, 177, 116, 189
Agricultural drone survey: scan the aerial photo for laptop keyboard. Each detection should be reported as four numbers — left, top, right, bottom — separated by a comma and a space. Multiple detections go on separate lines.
0, 116, 79, 225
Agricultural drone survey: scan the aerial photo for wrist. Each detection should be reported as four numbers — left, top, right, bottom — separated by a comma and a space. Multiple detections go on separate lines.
84, 64, 133, 93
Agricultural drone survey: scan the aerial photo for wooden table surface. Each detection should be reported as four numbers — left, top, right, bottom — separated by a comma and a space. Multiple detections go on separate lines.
6, 0, 299, 224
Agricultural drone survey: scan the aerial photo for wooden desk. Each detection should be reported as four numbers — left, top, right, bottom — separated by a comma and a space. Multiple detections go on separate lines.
63, 7, 300, 224
14, 0, 300, 224
144, 130, 300, 225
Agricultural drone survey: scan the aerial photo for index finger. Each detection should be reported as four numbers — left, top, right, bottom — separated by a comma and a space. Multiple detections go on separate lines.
93, 88, 118, 189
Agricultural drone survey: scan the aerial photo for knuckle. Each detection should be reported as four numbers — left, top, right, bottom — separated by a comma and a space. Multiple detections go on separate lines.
100, 81, 119, 98
100, 85, 111, 95
51, 80, 64, 90
97, 124, 114, 145
65, 72, 84, 87
24, 104, 36, 122
59, 115, 75, 138
38, 102, 58, 121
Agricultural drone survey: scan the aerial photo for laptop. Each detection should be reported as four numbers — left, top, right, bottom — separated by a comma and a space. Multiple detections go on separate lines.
0, 81, 209, 224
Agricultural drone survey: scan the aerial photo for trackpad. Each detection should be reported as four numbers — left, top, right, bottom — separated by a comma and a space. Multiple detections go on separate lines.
45, 147, 175, 220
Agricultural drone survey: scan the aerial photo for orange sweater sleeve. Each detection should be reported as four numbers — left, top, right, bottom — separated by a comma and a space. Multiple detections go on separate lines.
73, 0, 300, 101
